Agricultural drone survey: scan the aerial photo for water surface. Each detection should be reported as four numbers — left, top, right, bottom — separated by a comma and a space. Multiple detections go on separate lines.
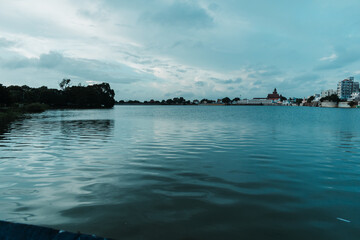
1, 106, 360, 239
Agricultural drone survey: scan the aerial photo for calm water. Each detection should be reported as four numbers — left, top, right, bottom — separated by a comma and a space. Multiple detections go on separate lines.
1, 106, 360, 239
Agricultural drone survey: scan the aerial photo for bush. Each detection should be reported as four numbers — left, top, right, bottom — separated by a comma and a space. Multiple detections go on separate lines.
320, 94, 340, 102
0, 111, 19, 125
23, 103, 49, 113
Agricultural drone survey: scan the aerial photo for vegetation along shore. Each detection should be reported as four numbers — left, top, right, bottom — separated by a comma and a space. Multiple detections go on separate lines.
0, 79, 116, 126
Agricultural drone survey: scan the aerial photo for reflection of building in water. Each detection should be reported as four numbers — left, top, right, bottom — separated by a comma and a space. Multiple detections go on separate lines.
336, 131, 358, 152
61, 120, 114, 140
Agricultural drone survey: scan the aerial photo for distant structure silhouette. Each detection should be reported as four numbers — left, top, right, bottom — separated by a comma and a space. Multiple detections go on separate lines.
267, 88, 280, 101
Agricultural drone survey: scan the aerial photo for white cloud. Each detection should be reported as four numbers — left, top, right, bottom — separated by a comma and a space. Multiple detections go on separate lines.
319, 54, 337, 61
1, 0, 360, 99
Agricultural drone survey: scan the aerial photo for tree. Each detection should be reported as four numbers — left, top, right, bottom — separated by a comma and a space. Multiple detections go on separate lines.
222, 97, 231, 104
0, 84, 11, 106
320, 94, 340, 103
307, 96, 315, 103
280, 95, 287, 101
59, 79, 71, 90
348, 101, 357, 107
0, 81, 116, 109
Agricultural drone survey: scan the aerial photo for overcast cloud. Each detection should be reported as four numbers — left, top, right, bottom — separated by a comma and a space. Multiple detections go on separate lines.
1, 0, 360, 100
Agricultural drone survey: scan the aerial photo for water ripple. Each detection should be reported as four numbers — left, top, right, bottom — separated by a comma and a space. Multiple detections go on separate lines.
1, 107, 360, 239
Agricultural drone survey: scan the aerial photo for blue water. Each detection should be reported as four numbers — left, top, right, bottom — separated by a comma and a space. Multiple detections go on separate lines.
1, 106, 360, 239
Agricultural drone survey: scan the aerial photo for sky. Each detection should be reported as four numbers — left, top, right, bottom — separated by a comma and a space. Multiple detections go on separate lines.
1, 0, 360, 100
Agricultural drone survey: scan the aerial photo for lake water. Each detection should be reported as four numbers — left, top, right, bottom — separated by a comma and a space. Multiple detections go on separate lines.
1, 106, 360, 239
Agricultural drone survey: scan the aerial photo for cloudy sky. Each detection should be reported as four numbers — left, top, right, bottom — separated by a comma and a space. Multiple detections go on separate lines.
1, 0, 360, 100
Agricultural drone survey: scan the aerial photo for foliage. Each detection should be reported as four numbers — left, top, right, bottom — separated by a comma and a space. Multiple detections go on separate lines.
320, 94, 340, 103
64, 83, 115, 108
0, 84, 12, 106
23, 103, 49, 113
280, 95, 287, 101
0, 111, 19, 125
307, 96, 315, 103
222, 97, 231, 104
295, 98, 303, 105
59, 79, 71, 90
159, 97, 191, 105
0, 80, 116, 109
348, 101, 357, 107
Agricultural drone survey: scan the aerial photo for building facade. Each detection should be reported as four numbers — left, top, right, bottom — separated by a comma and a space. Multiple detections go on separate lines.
267, 88, 280, 101
321, 89, 336, 98
337, 77, 360, 100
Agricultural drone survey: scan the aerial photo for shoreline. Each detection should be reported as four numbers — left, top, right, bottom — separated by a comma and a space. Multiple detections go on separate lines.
115, 103, 357, 108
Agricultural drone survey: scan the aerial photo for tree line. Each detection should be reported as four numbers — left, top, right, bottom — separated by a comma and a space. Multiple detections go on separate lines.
0, 79, 115, 109
117, 97, 243, 105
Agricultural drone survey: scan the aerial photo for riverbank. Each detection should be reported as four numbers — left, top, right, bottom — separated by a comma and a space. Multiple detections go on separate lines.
0, 103, 49, 126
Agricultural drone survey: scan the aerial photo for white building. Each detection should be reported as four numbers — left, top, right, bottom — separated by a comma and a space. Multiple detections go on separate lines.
350, 92, 360, 101
337, 77, 360, 100
321, 89, 336, 98
314, 93, 321, 102
237, 98, 273, 105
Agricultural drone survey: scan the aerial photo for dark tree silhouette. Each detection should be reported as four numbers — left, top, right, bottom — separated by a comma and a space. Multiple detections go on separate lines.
320, 94, 340, 103
222, 97, 231, 104
280, 95, 287, 101
307, 96, 315, 103
0, 80, 116, 109
0, 84, 11, 106
59, 79, 71, 90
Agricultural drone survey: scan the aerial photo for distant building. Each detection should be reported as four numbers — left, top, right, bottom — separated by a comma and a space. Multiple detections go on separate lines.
238, 98, 273, 105
321, 89, 336, 98
281, 99, 291, 106
337, 77, 359, 100
350, 92, 360, 101
267, 88, 281, 101
314, 93, 321, 102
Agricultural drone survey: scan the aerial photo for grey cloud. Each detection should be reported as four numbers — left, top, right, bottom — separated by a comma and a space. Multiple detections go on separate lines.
164, 91, 195, 98
0, 38, 15, 48
278, 73, 322, 93
195, 81, 206, 87
141, 2, 213, 29
292, 73, 320, 83
77, 7, 109, 22
258, 70, 282, 77
208, 3, 219, 11
254, 80, 262, 86
248, 67, 283, 78
2, 51, 145, 84
224, 78, 242, 84
210, 77, 242, 84
3, 57, 37, 69
39, 51, 64, 68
